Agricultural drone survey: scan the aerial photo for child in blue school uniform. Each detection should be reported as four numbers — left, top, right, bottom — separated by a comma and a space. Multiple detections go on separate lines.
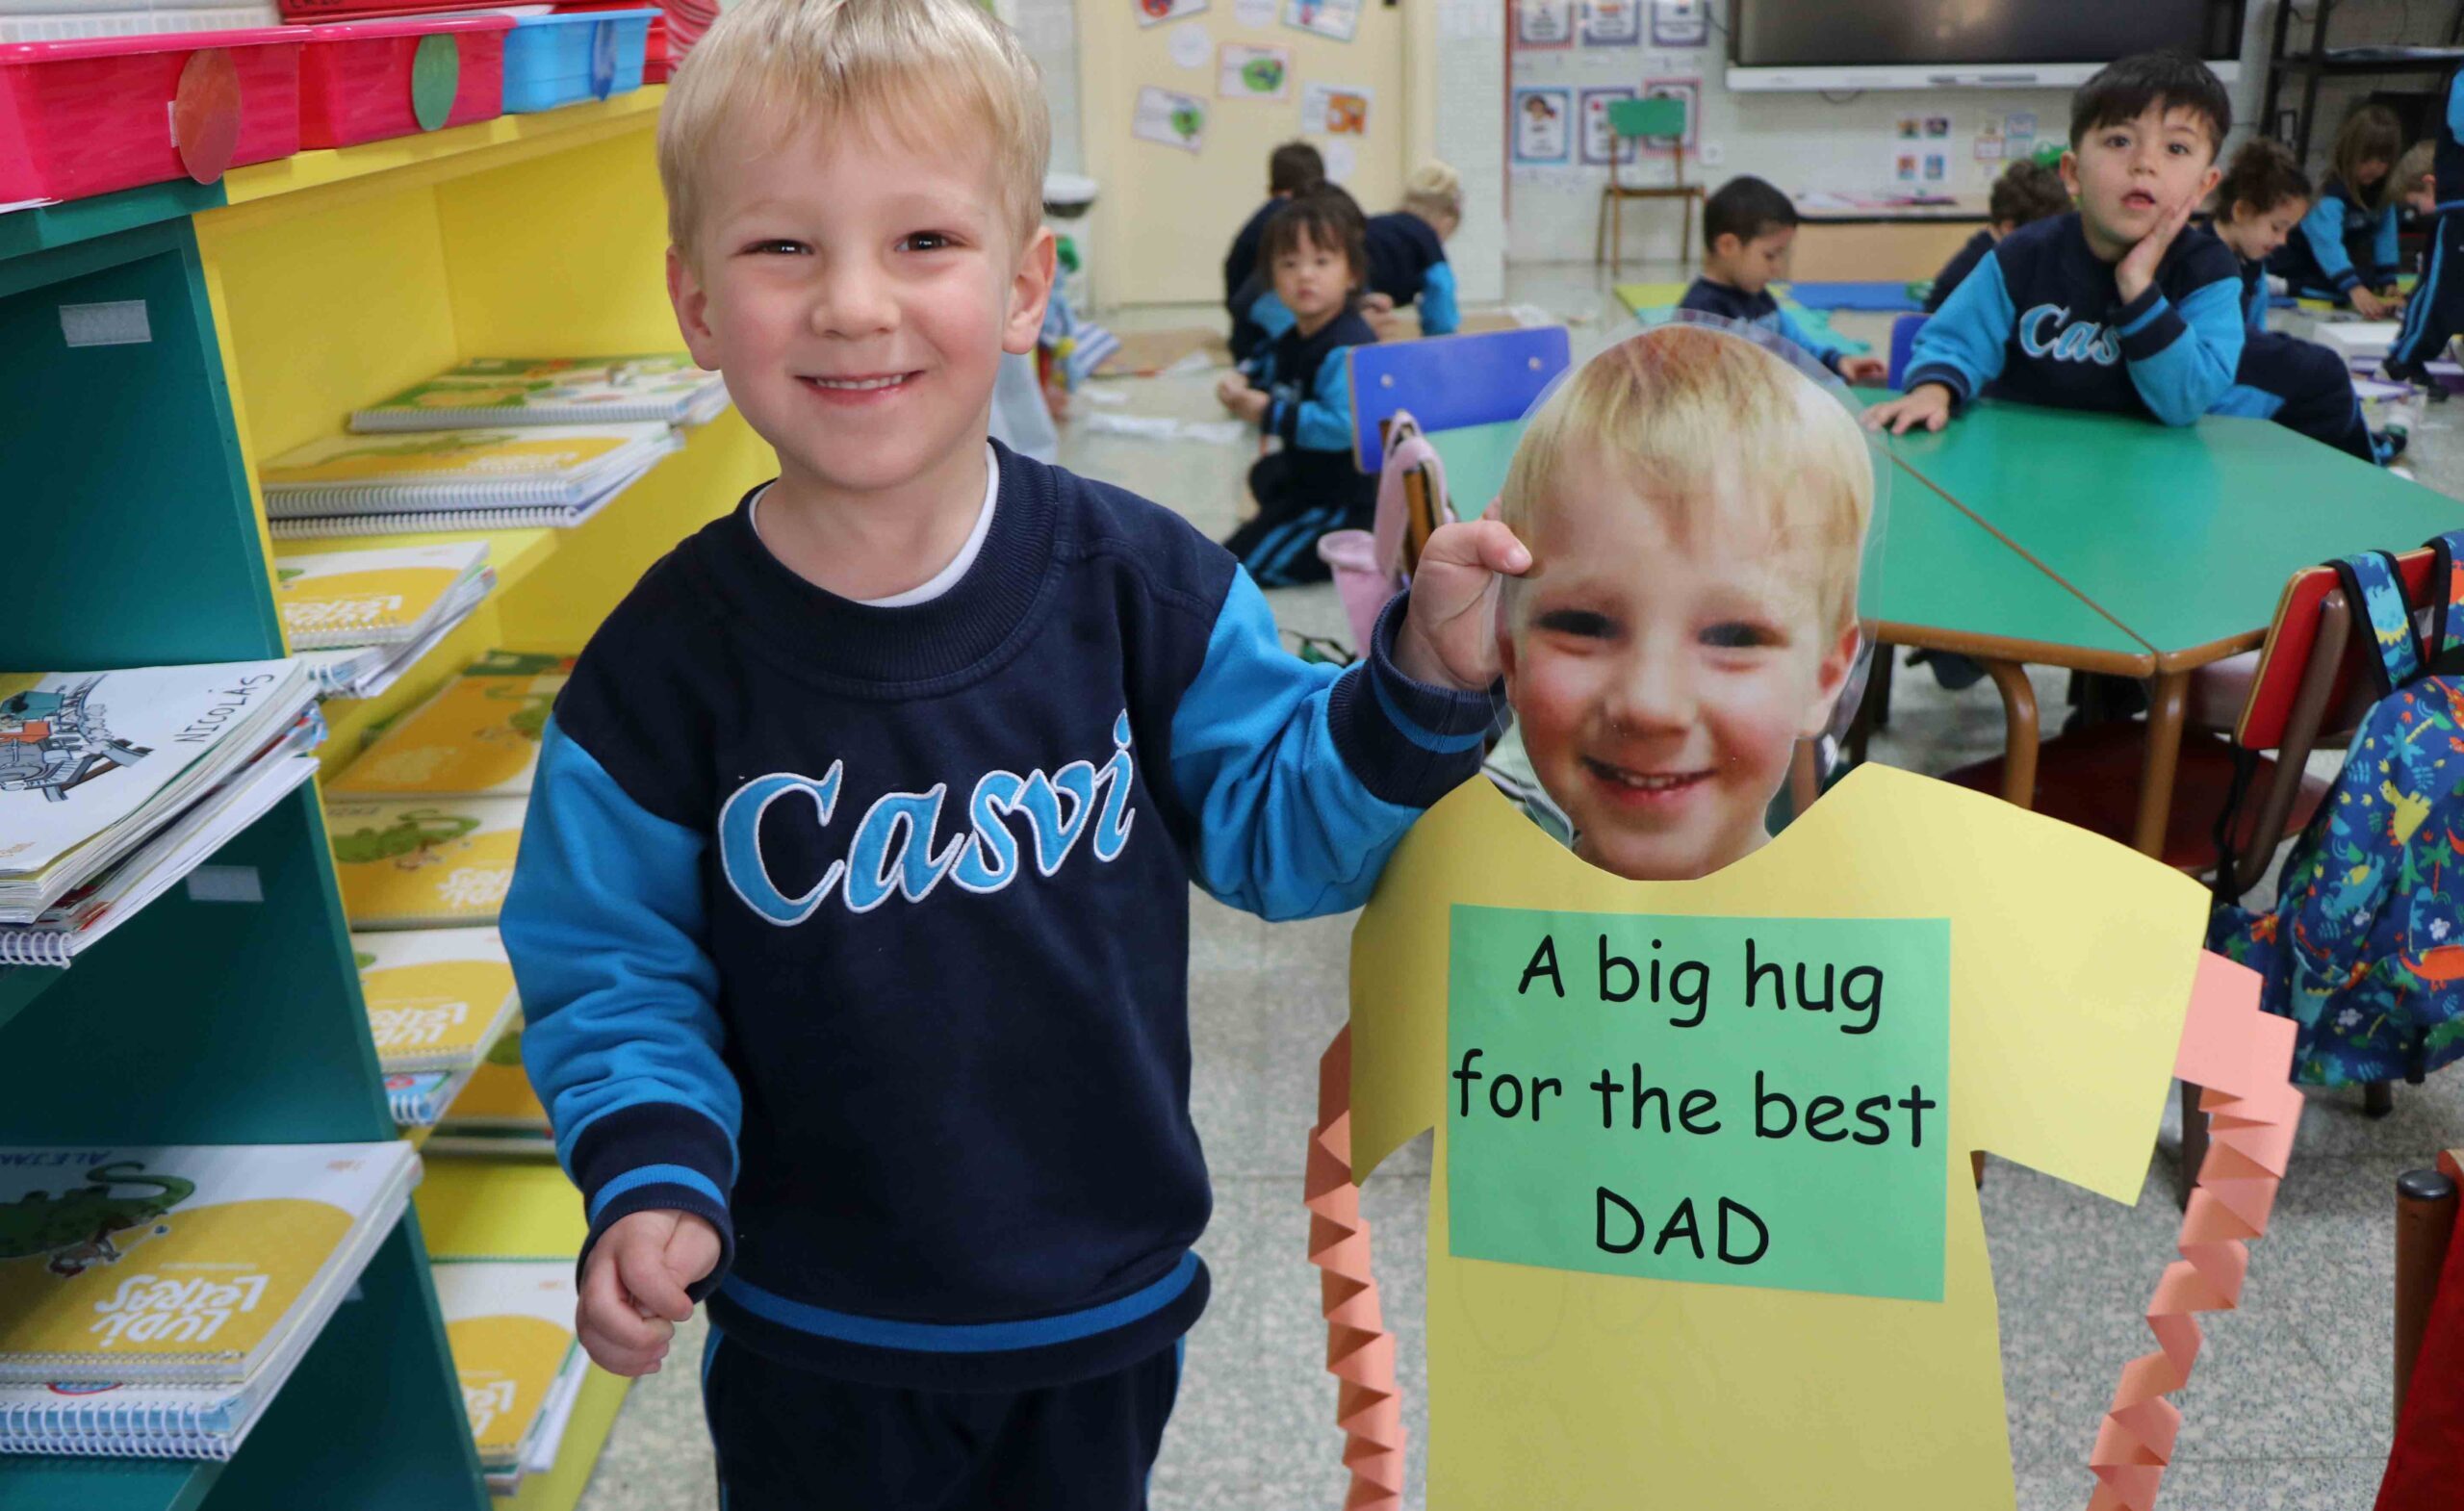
1217, 192, 1383, 586
1866, 51, 2245, 437
2388, 66, 2464, 385
2269, 104, 2404, 319
1225, 140, 1324, 362
1923, 159, 2072, 312
501, 1, 1528, 1505
1678, 176, 1888, 383
2209, 139, 2405, 465
1237, 164, 1466, 346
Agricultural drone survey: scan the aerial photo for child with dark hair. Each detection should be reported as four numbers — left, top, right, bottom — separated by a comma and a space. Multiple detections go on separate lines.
2209, 139, 2403, 464
1868, 50, 2242, 436
1924, 160, 2071, 312
1679, 175, 1887, 382
2389, 64, 2464, 385
2271, 104, 2404, 316
1225, 141, 1325, 360
1217, 192, 1381, 586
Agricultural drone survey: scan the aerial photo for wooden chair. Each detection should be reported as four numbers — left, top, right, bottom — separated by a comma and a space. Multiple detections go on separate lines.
1593, 96, 1701, 273
1348, 325, 1571, 474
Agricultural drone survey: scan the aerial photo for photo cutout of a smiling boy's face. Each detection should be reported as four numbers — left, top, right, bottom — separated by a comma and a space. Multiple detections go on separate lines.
1495, 320, 1880, 884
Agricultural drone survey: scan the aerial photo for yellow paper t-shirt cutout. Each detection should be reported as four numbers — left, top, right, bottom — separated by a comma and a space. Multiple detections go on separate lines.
1347, 763, 2210, 1509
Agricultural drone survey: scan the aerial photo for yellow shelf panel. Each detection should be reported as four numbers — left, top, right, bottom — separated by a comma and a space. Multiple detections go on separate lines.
218, 91, 667, 214
503, 1368, 631, 1511
417, 1155, 587, 1260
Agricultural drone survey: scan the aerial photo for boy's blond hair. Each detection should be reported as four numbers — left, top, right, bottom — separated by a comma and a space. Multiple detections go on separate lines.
1497, 324, 1872, 633
1402, 160, 1463, 221
2394, 140, 2436, 203
658, 0, 1050, 257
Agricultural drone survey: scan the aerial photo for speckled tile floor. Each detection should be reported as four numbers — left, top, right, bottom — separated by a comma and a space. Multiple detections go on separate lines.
570, 263, 2464, 1511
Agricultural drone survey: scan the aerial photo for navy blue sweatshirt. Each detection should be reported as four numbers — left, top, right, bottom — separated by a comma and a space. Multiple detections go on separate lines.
501, 445, 1495, 1390
1364, 212, 1459, 334
2269, 175, 2399, 296
1677, 277, 1851, 372
1242, 307, 1377, 453
1904, 211, 2244, 425
1923, 228, 1997, 314
1224, 198, 1280, 309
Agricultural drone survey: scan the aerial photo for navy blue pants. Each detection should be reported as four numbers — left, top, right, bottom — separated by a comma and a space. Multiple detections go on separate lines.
1224, 448, 1377, 588
2391, 209, 2464, 371
702, 1328, 1182, 1511
2236, 331, 2378, 464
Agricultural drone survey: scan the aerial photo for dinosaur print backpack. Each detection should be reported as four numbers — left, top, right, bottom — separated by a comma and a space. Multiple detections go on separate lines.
2209, 531, 2464, 1087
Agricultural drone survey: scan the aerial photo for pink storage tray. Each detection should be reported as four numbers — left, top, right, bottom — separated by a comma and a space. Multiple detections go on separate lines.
0, 26, 302, 202
295, 13, 510, 149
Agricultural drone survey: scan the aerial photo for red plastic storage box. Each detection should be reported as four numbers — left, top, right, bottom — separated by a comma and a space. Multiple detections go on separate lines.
278, 0, 500, 21
0, 27, 302, 202
296, 14, 510, 149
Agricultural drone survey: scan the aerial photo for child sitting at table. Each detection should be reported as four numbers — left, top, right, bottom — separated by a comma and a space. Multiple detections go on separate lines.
2209, 139, 2405, 465
1491, 320, 1867, 879
1924, 160, 2072, 312
1866, 51, 2243, 436
1225, 140, 1324, 362
1679, 177, 1888, 384
1217, 190, 1381, 586
2271, 103, 2405, 318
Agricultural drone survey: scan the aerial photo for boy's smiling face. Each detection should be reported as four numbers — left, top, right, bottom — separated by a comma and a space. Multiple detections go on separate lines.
667, 110, 1052, 504
2063, 102, 2220, 261
1501, 448, 1861, 882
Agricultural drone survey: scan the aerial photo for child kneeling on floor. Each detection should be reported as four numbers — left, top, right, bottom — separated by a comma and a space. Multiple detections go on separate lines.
1218, 190, 1382, 586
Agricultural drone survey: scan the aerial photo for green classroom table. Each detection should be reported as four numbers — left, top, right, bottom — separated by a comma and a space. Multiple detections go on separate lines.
1425, 398, 2464, 854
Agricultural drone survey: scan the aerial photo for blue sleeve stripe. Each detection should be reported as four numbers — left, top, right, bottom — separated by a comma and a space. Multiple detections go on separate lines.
1906, 252, 2012, 405
1295, 347, 1354, 452
718, 1251, 1200, 1352
1254, 291, 1297, 340
2301, 195, 2356, 283
2123, 277, 2245, 424
1420, 261, 1460, 335
589, 1164, 728, 1224
1368, 653, 1491, 754
2117, 293, 2168, 339
2449, 71, 2464, 140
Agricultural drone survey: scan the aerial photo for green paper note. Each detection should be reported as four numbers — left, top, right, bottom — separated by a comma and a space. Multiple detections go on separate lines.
1446, 905, 1951, 1302
411, 34, 461, 133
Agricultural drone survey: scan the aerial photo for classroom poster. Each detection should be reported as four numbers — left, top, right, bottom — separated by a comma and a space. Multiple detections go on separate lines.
1640, 76, 1699, 148
1578, 86, 1639, 166
1577, 0, 1638, 45
1232, 0, 1273, 23
1130, 85, 1208, 151
1512, 86, 1573, 164
1445, 908, 1951, 1299
1515, 0, 1574, 48
1217, 42, 1291, 99
1648, 0, 1707, 45
1136, 0, 1206, 25
1280, 0, 1358, 42
1300, 80, 1372, 136
1167, 21, 1212, 67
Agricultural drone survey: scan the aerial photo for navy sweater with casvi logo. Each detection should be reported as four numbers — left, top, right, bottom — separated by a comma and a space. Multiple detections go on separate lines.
500, 444, 1495, 1390
1905, 211, 2245, 425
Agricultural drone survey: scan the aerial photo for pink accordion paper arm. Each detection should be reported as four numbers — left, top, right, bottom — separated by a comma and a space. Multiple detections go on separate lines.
1307, 1026, 1407, 1511
2087, 954, 2301, 1511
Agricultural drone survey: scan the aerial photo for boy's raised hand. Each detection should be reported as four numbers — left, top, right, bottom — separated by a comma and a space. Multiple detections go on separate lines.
1861, 382, 1953, 434
578, 1209, 721, 1376
2116, 188, 2198, 305
1395, 519, 1531, 692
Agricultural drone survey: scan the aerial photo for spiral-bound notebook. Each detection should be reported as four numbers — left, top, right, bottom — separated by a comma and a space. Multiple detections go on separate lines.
327, 795, 527, 931
433, 1260, 580, 1483
350, 355, 729, 432
259, 424, 682, 535
0, 1142, 418, 1389
272, 541, 493, 651
326, 651, 569, 801
356, 927, 520, 1075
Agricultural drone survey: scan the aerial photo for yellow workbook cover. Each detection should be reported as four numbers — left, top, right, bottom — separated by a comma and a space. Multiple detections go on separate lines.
273, 542, 491, 650
327, 652, 570, 800
0, 1143, 417, 1383
259, 424, 667, 489
432, 1260, 578, 1470
328, 796, 526, 931
437, 1019, 552, 1139
355, 927, 520, 1073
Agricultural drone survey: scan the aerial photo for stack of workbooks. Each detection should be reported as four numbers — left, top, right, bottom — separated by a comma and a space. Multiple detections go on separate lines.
275, 542, 496, 700
428, 1018, 553, 1157
0, 1142, 419, 1461
431, 1260, 588, 1493
357, 928, 521, 1131
259, 423, 683, 539
350, 355, 730, 433
1, 661, 321, 967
